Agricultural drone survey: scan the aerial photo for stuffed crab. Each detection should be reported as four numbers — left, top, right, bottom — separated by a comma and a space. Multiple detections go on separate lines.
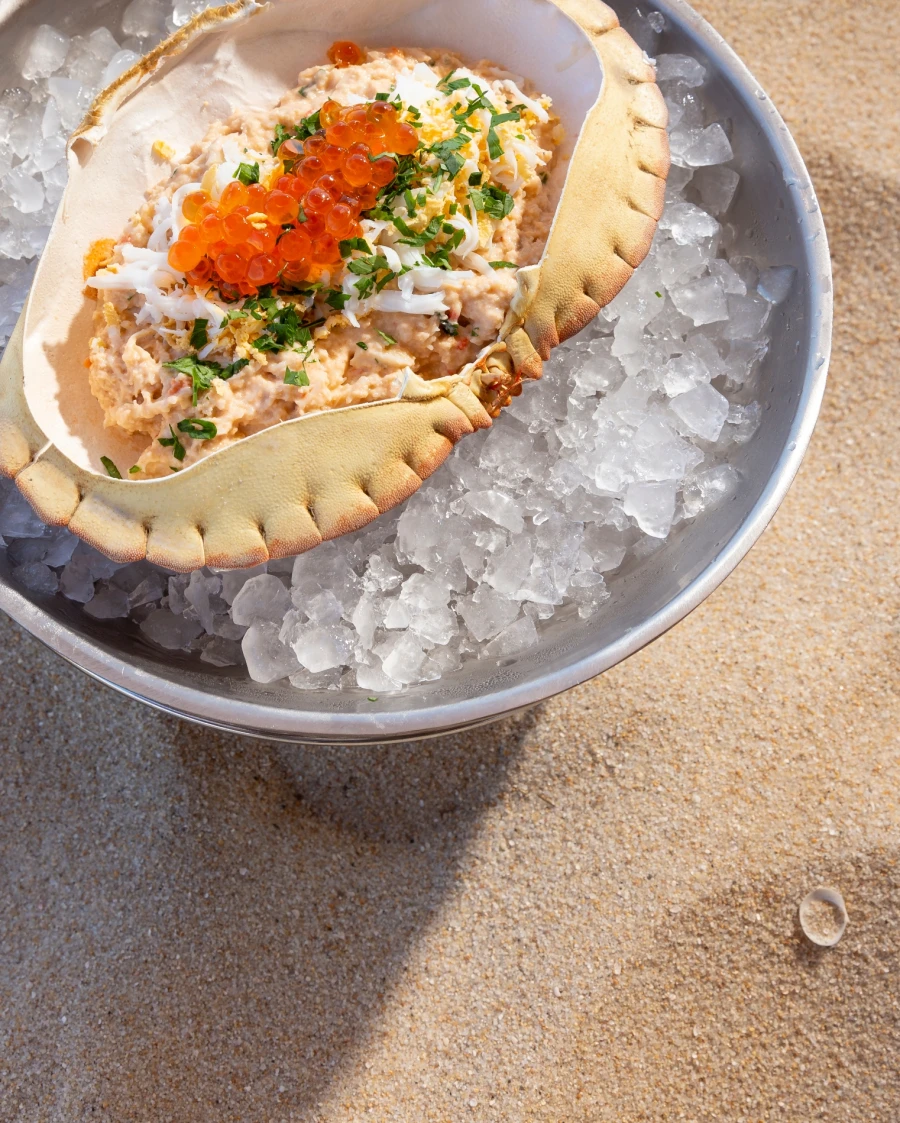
0, 0, 669, 571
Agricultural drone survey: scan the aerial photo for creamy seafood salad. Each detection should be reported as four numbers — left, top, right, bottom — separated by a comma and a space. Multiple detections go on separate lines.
87, 41, 561, 478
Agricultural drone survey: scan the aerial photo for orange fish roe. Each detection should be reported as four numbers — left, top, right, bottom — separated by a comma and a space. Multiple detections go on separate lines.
166, 92, 418, 297
327, 40, 365, 68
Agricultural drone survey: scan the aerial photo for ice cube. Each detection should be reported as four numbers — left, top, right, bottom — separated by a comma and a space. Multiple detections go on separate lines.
12, 561, 58, 596
582, 525, 627, 572
122, 0, 169, 39
670, 383, 730, 441
21, 25, 71, 80
670, 275, 728, 326
708, 259, 747, 295
170, 0, 222, 30
185, 569, 219, 633
757, 265, 796, 304
482, 615, 538, 658
0, 487, 49, 539
59, 558, 96, 603
140, 608, 204, 650
682, 463, 741, 518
304, 588, 343, 625
659, 202, 720, 246
101, 49, 141, 87
241, 621, 300, 682
6, 536, 50, 566
408, 605, 458, 646
47, 77, 90, 131
661, 352, 711, 396
291, 624, 355, 672
456, 584, 521, 641
3, 167, 44, 215
351, 593, 382, 648
220, 563, 267, 604
655, 53, 706, 86
624, 480, 678, 538
464, 489, 525, 534
568, 570, 611, 618
399, 572, 449, 611
127, 573, 166, 608
84, 585, 130, 619
724, 400, 762, 444
87, 27, 122, 62
355, 661, 400, 693
681, 123, 733, 167
632, 416, 703, 481
484, 539, 532, 597
230, 573, 291, 626
692, 165, 740, 215
363, 552, 402, 592
380, 632, 427, 684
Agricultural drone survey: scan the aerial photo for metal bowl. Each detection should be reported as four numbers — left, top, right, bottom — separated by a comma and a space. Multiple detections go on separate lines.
0, 0, 831, 743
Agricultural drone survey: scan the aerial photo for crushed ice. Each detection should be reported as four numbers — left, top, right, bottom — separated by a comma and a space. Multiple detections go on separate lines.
0, 5, 795, 693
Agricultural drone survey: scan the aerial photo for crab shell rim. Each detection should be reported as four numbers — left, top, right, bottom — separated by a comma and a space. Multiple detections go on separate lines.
0, 0, 669, 573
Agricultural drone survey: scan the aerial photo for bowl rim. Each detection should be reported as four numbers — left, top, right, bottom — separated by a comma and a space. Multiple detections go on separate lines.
0, 0, 832, 743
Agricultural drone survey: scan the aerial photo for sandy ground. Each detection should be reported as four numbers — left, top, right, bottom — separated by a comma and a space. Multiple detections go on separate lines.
1, 0, 899, 1119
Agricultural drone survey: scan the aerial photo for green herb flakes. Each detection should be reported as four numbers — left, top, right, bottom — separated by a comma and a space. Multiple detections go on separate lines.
234, 161, 260, 186
177, 418, 218, 440
100, 456, 122, 479
189, 318, 209, 349
377, 330, 397, 348
470, 184, 514, 220
489, 260, 518, 269
356, 341, 369, 350
284, 366, 310, 387
158, 426, 186, 461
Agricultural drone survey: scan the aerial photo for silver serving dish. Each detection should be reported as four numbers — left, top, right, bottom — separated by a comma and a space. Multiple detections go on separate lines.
0, 0, 831, 743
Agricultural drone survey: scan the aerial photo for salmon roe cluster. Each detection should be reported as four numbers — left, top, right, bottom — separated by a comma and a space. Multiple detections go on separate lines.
167, 96, 419, 298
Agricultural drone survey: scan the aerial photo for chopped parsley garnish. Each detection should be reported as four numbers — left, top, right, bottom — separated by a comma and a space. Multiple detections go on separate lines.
438, 69, 472, 94
377, 331, 397, 348
393, 214, 443, 247
430, 135, 468, 179
471, 184, 514, 220
490, 110, 522, 127
404, 188, 417, 217
234, 161, 260, 186
374, 92, 390, 102
339, 237, 372, 258
271, 110, 322, 157
251, 304, 320, 354
159, 425, 186, 461
128, 465, 141, 475
189, 318, 209, 349
655, 290, 663, 298
356, 341, 369, 350
284, 366, 310, 386
163, 354, 247, 405
468, 170, 483, 186
347, 254, 391, 276
176, 418, 217, 440
487, 127, 503, 161
439, 319, 460, 336
100, 456, 122, 479
324, 289, 350, 310
490, 260, 518, 269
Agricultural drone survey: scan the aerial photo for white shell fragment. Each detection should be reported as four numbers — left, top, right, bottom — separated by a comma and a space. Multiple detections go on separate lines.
798, 886, 848, 947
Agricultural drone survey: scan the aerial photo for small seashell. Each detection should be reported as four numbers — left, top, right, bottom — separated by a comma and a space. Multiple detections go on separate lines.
798, 886, 848, 947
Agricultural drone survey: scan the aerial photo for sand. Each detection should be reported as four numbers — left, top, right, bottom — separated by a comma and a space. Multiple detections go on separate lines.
1, 0, 899, 1119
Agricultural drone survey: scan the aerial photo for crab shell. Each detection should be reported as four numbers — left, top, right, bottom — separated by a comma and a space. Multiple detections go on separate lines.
0, 0, 669, 572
